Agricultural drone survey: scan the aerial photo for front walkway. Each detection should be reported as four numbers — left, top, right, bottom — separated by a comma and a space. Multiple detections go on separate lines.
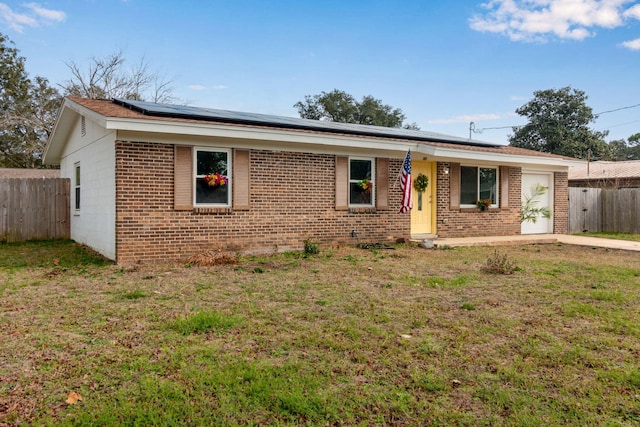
430, 234, 640, 252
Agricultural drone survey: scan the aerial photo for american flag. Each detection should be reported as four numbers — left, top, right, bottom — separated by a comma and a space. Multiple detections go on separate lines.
399, 150, 412, 213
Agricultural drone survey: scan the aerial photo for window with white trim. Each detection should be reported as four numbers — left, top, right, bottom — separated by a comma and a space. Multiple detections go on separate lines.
349, 158, 374, 206
74, 162, 81, 211
194, 148, 231, 206
460, 166, 498, 206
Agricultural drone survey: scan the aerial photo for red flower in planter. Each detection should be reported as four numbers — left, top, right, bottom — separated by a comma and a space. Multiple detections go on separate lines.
357, 179, 373, 194
476, 199, 492, 209
203, 173, 228, 188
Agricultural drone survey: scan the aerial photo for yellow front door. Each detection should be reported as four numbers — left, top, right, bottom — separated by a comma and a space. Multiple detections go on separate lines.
410, 161, 435, 235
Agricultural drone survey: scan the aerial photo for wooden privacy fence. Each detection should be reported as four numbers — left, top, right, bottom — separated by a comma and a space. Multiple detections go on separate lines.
569, 187, 640, 234
0, 178, 70, 242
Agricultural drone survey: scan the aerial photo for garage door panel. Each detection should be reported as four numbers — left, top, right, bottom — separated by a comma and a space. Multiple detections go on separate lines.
521, 173, 552, 234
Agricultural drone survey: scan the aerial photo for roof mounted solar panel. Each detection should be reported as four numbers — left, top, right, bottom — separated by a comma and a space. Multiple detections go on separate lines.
112, 98, 500, 148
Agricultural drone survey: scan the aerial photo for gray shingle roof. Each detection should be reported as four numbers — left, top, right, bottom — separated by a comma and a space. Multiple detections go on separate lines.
569, 160, 640, 180
0, 168, 60, 178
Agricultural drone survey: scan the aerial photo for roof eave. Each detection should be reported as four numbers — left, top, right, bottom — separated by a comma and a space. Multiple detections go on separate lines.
108, 116, 578, 167
418, 145, 584, 168
43, 98, 110, 165
48, 98, 581, 168
109, 117, 418, 154
43, 100, 74, 165
112, 97, 499, 148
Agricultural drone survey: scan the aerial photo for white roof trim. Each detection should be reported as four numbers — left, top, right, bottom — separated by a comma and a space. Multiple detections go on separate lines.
106, 117, 576, 166
422, 145, 584, 168
44, 99, 579, 168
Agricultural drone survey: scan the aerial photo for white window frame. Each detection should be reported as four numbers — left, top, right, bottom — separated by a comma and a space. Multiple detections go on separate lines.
460, 165, 499, 207
193, 147, 232, 208
348, 157, 375, 207
74, 162, 81, 213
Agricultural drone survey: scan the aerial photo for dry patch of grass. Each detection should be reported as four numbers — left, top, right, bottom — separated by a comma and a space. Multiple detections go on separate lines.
184, 249, 238, 267
1, 241, 640, 425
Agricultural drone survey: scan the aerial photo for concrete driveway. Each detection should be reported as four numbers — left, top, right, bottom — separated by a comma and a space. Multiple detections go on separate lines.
433, 234, 640, 252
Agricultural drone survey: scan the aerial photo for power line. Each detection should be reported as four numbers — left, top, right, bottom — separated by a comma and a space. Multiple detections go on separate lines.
472, 102, 640, 135
475, 125, 514, 131
596, 119, 640, 132
609, 119, 640, 128
595, 103, 640, 115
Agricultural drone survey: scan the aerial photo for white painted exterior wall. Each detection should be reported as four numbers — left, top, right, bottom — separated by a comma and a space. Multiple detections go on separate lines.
59, 116, 117, 259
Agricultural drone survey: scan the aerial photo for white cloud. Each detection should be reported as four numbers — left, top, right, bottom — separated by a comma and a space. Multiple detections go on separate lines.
24, 2, 66, 22
624, 3, 640, 19
621, 37, 640, 49
0, 2, 65, 32
0, 3, 37, 32
188, 84, 208, 91
469, 0, 637, 42
428, 113, 503, 125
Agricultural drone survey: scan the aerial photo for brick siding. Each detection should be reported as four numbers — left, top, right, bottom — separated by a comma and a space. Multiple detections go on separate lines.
114, 142, 569, 263
115, 141, 410, 264
435, 162, 522, 238
553, 171, 569, 234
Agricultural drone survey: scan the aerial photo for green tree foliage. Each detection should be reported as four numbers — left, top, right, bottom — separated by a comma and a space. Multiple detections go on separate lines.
294, 89, 419, 129
509, 86, 609, 160
607, 133, 640, 160
0, 32, 61, 168
61, 50, 175, 102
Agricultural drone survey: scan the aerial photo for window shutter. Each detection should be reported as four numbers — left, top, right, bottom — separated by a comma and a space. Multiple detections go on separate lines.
449, 163, 460, 209
174, 145, 193, 210
335, 156, 348, 210
376, 158, 389, 210
500, 166, 509, 208
233, 149, 250, 210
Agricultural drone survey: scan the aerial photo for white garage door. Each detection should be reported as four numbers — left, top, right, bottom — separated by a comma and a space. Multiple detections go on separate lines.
521, 173, 553, 234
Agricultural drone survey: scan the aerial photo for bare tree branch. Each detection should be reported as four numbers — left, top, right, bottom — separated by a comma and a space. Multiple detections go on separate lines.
60, 51, 177, 102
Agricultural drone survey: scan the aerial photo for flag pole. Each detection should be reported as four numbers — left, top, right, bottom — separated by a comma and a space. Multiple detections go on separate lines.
395, 146, 418, 188
399, 149, 412, 213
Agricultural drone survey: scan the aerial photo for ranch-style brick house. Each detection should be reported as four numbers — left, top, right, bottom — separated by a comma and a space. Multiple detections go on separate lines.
44, 97, 580, 264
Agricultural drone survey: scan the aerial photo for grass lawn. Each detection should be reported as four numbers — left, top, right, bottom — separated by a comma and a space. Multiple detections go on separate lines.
1, 240, 640, 426
576, 232, 640, 242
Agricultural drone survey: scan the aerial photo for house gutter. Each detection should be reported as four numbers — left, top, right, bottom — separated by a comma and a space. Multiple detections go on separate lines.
109, 117, 580, 168
420, 145, 585, 168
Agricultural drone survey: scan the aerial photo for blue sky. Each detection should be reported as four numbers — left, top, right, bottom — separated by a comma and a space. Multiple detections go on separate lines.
2, 0, 639, 145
